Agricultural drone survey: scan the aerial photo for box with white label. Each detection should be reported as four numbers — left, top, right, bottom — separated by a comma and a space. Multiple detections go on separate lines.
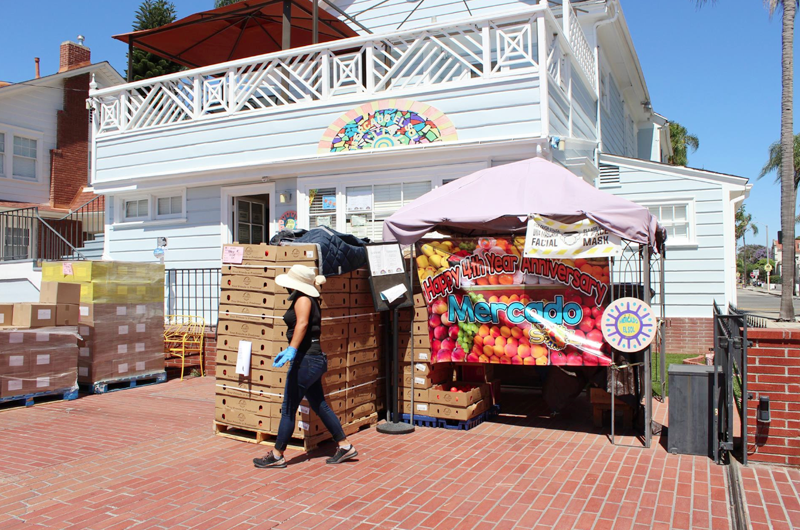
0, 305, 13, 327
11, 304, 57, 328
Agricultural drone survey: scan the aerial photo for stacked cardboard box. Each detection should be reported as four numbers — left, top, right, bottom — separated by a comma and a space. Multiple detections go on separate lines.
214, 244, 383, 448
0, 329, 80, 399
40, 262, 166, 384
397, 293, 455, 418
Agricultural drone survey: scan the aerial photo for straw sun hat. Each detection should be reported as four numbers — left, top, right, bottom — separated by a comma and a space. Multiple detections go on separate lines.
275, 264, 326, 298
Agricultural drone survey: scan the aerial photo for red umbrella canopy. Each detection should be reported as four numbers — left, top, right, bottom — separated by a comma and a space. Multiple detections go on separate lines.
113, 0, 358, 69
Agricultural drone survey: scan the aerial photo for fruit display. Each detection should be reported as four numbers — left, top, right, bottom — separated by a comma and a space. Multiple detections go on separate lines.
416, 237, 614, 367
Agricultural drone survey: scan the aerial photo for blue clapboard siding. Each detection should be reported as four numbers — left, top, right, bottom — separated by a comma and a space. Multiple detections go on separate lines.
106, 186, 223, 269
94, 79, 541, 184
602, 158, 730, 318
601, 74, 625, 156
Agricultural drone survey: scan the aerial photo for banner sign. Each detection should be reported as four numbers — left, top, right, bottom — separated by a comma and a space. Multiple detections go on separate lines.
415, 237, 614, 366
523, 215, 621, 259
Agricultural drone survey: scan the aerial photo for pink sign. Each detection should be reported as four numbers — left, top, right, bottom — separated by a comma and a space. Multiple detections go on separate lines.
222, 245, 244, 264
62, 262, 74, 275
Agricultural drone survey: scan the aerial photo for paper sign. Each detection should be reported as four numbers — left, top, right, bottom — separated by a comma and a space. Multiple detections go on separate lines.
37, 354, 50, 365
80, 347, 90, 357
380, 283, 407, 304
136, 305, 146, 314
601, 297, 656, 353
417, 403, 429, 412
0, 314, 4, 324
367, 244, 405, 276
80, 306, 89, 317
62, 262, 74, 275
79, 367, 88, 377
80, 326, 90, 336
117, 306, 127, 316
118, 344, 128, 354
223, 245, 244, 264
236, 340, 252, 376
36, 333, 49, 342
524, 215, 621, 259
136, 324, 146, 333
37, 310, 51, 320
8, 380, 22, 391
9, 356, 23, 367
9, 334, 23, 344
347, 189, 372, 212
322, 196, 336, 210
118, 363, 128, 373
136, 362, 145, 371
135, 343, 145, 352
119, 325, 129, 335
36, 377, 50, 388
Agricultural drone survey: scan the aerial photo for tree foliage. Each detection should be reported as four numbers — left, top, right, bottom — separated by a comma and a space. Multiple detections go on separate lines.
125, 0, 184, 82
667, 121, 699, 166
758, 134, 800, 189
735, 205, 758, 242
214, 0, 245, 7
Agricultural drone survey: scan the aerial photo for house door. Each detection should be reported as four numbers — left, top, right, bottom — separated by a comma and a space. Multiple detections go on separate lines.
235, 197, 267, 244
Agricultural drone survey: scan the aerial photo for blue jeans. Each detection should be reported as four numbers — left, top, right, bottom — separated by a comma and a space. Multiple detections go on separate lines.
275, 352, 346, 451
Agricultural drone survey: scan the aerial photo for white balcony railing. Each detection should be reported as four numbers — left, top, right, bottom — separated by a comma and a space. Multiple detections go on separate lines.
91, 6, 596, 138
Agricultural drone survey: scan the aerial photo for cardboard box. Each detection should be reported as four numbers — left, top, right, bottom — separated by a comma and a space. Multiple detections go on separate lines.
222, 275, 282, 293
345, 402, 376, 423
218, 304, 280, 324
428, 382, 488, 408
403, 362, 434, 377
12, 304, 57, 328
320, 322, 348, 341
349, 293, 373, 308
0, 305, 12, 327
402, 348, 432, 363
400, 387, 429, 403
346, 381, 378, 408
348, 334, 377, 353
222, 263, 311, 278
430, 400, 487, 421
319, 276, 350, 293
215, 394, 272, 415
215, 406, 270, 431
398, 362, 452, 389
320, 338, 347, 355
218, 320, 287, 342
220, 290, 275, 309
401, 400, 432, 415
349, 279, 371, 293
347, 361, 379, 383
350, 268, 370, 278
321, 368, 346, 387
274, 244, 318, 262
56, 304, 80, 326
39, 282, 82, 305
326, 352, 347, 371
320, 292, 350, 309
414, 293, 427, 308
347, 348, 379, 366
350, 321, 380, 337
0, 352, 28, 374
216, 335, 285, 356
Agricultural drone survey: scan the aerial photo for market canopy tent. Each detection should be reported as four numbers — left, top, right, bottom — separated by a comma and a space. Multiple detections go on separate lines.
114, 0, 359, 77
382, 157, 664, 247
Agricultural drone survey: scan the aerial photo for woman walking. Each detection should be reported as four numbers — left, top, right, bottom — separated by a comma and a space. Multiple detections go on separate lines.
253, 264, 357, 468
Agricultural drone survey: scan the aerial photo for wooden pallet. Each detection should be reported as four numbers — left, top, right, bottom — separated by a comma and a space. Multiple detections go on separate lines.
214, 421, 326, 452
343, 412, 379, 436
0, 386, 79, 410
83, 371, 167, 394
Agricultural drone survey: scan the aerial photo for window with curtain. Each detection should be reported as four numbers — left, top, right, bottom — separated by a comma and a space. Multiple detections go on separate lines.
345, 181, 431, 240
124, 199, 150, 220
13, 136, 36, 180
156, 195, 183, 218
309, 187, 338, 229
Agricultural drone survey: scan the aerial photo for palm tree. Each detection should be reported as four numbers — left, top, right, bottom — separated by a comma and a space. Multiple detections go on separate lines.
759, 134, 800, 188
703, 0, 797, 316
736, 205, 759, 285
667, 122, 700, 166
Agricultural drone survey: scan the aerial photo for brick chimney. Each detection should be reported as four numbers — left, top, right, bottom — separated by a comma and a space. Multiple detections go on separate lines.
59, 40, 91, 73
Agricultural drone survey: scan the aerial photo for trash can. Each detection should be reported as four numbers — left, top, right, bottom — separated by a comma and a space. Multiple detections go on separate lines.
667, 364, 718, 458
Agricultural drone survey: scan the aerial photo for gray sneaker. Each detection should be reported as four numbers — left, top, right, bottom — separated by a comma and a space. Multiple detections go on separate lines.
326, 445, 358, 464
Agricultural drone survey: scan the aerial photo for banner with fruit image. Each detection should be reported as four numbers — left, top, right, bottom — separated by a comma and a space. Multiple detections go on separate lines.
415, 237, 613, 367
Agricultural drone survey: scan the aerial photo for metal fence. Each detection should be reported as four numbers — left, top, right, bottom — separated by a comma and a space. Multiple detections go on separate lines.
0, 207, 86, 262
165, 268, 221, 327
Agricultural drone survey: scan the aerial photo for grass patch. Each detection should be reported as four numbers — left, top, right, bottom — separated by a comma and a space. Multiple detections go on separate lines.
652, 353, 698, 398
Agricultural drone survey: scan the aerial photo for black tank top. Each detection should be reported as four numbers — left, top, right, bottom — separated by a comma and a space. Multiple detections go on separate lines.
283, 291, 322, 353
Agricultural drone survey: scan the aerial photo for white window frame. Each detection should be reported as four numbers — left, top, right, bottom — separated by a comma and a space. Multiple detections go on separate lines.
641, 199, 697, 248
0, 124, 45, 183
297, 162, 488, 240
114, 189, 187, 227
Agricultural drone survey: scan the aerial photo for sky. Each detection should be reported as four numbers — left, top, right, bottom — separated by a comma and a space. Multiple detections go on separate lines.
0, 0, 794, 248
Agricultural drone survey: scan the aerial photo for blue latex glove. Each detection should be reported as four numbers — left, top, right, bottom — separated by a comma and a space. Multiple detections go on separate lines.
273, 346, 297, 368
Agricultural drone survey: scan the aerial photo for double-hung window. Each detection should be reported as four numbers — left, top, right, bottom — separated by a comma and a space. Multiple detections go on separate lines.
646, 202, 695, 246
124, 198, 150, 220
345, 181, 431, 240
13, 136, 37, 180
156, 195, 183, 219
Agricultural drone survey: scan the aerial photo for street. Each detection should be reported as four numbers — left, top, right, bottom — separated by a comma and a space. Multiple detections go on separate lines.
736, 287, 800, 319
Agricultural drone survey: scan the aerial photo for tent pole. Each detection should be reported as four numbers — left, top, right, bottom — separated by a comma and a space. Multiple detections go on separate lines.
313, 0, 319, 44
643, 244, 652, 449
282, 0, 292, 50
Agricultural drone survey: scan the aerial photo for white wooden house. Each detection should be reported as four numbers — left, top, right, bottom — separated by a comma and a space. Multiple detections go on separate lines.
88, 0, 748, 354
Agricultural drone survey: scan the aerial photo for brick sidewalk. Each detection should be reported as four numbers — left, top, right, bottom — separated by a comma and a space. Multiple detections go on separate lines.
741, 463, 800, 530
0, 377, 735, 529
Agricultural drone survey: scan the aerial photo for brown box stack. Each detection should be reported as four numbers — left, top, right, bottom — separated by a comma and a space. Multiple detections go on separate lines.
0, 328, 80, 399
40, 262, 166, 384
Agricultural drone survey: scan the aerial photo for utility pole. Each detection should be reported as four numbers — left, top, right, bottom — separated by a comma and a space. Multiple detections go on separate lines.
767, 225, 770, 293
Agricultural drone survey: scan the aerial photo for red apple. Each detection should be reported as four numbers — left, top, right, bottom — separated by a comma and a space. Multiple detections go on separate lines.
434, 325, 448, 340
448, 325, 459, 340
429, 314, 442, 328
550, 351, 567, 366
432, 339, 442, 353
586, 329, 604, 345
467, 352, 480, 362
582, 353, 599, 366
511, 356, 523, 365
452, 348, 466, 362
441, 338, 456, 351
591, 306, 603, 320
581, 306, 593, 321
594, 318, 603, 331
441, 313, 453, 326
579, 318, 595, 334
432, 300, 448, 315
450, 386, 458, 392
437, 349, 452, 362
566, 352, 583, 366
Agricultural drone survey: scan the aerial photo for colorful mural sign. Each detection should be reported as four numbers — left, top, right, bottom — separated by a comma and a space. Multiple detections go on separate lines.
600, 298, 656, 353
278, 210, 297, 231
318, 100, 458, 153
524, 215, 622, 259
416, 237, 614, 366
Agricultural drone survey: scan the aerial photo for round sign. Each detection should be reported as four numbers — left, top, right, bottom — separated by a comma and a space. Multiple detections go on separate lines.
601, 297, 656, 353
765, 263, 773, 273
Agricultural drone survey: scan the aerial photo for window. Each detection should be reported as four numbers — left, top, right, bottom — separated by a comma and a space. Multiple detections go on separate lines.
646, 202, 694, 245
3, 227, 30, 260
345, 181, 431, 240
124, 199, 149, 220
156, 195, 183, 218
309, 187, 337, 229
0, 133, 5, 176
13, 136, 37, 180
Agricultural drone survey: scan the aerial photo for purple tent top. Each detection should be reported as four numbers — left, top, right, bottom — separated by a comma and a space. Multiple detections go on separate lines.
382, 157, 663, 246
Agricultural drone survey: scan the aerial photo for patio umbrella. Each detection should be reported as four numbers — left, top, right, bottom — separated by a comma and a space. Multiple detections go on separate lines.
382, 157, 664, 247
114, 0, 360, 75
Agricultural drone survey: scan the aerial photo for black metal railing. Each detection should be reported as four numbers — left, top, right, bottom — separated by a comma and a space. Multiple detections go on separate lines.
0, 206, 85, 262
165, 268, 221, 327
728, 303, 769, 328
56, 195, 104, 249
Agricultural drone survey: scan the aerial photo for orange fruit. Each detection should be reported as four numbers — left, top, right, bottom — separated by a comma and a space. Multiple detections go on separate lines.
488, 275, 499, 285
535, 356, 548, 366
511, 328, 523, 339
478, 325, 490, 337
531, 345, 548, 358
500, 326, 512, 338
